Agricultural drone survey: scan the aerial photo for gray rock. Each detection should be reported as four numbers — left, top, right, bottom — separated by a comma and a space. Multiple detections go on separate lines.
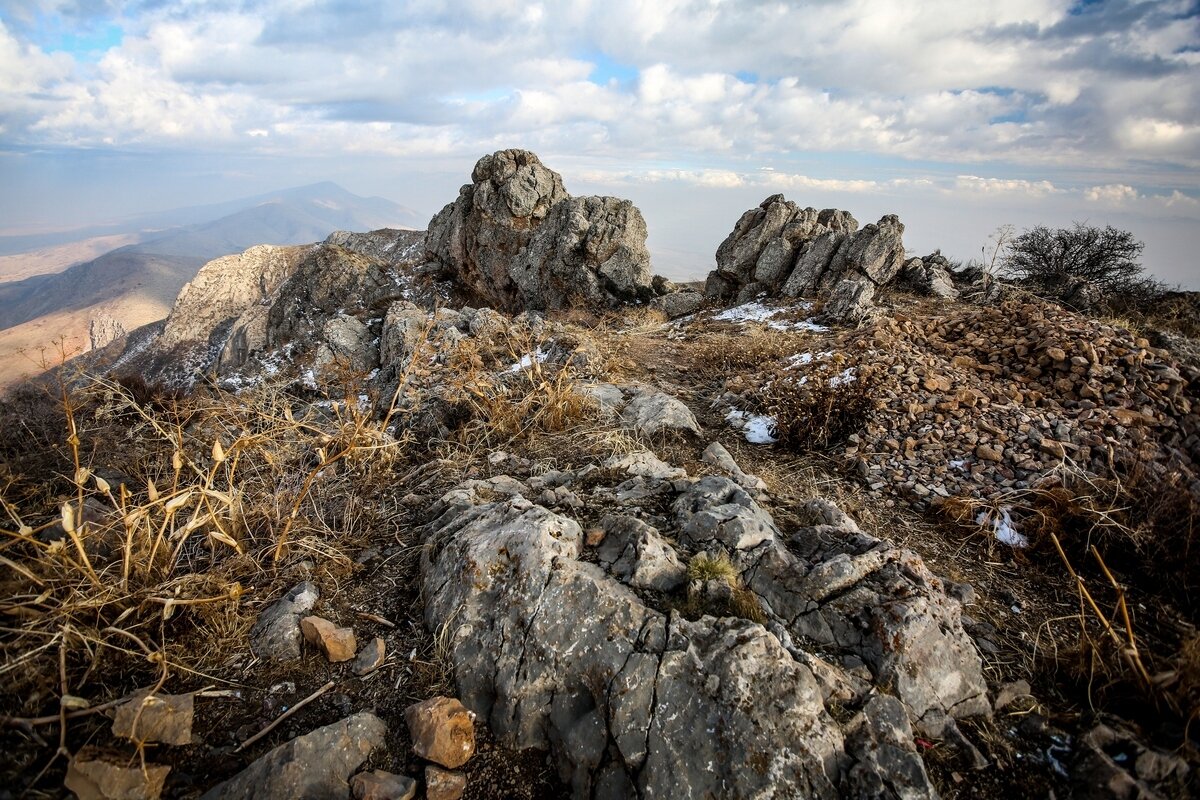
701, 442, 767, 492
380, 302, 429, 368
603, 451, 686, 481
510, 196, 654, 310
161, 244, 300, 350
424, 150, 655, 312
201, 712, 386, 800
596, 515, 687, 591
824, 271, 878, 323
249, 581, 319, 661
580, 383, 628, 417
900, 253, 959, 300
843, 695, 936, 800
674, 475, 779, 550
88, 314, 126, 352
706, 197, 924, 321
783, 230, 847, 298
314, 314, 377, 375
620, 389, 701, 437
421, 498, 848, 799
649, 290, 704, 319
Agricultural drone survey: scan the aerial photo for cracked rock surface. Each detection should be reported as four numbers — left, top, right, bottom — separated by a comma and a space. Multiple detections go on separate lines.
420, 456, 989, 798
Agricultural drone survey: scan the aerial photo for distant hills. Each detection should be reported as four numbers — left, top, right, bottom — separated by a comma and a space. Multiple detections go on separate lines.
0, 182, 424, 388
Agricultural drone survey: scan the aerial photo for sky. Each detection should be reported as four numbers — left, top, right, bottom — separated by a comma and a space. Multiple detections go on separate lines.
0, 0, 1198, 285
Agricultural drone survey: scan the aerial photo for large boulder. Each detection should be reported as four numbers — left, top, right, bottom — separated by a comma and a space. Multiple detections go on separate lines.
705, 196, 913, 322
425, 150, 657, 312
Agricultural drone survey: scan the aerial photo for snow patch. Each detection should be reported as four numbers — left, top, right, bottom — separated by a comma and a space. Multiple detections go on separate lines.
712, 301, 828, 332
726, 408, 779, 444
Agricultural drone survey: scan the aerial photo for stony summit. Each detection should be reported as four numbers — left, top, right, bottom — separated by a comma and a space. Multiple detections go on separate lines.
2, 150, 1197, 800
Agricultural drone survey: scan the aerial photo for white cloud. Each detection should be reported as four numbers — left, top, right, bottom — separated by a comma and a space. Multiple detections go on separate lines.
1084, 184, 1139, 204
955, 175, 1061, 197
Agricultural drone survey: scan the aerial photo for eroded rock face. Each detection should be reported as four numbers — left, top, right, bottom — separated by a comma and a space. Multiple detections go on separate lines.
425, 150, 657, 312
160, 244, 303, 350
420, 462, 989, 798
705, 195, 910, 322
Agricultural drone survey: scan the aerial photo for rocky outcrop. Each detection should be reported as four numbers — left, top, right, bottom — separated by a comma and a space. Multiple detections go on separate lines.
160, 244, 304, 350
425, 150, 658, 312
704, 195, 909, 322
900, 252, 959, 299
88, 313, 126, 351
420, 459, 989, 797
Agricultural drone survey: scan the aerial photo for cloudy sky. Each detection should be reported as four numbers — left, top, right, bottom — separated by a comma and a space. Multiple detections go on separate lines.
1, 0, 1198, 284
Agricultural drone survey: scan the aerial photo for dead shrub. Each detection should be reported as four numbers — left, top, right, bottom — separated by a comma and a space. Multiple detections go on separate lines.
688, 330, 811, 373
743, 357, 884, 449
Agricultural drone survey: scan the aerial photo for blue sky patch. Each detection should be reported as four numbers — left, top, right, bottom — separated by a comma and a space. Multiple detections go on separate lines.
32, 17, 123, 61
584, 51, 638, 86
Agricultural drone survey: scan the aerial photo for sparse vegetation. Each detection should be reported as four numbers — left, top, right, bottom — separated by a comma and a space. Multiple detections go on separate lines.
681, 552, 766, 624
1001, 223, 1149, 302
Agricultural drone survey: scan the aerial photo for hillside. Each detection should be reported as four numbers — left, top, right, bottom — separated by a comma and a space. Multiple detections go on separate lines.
0, 183, 422, 389
1, 151, 1196, 800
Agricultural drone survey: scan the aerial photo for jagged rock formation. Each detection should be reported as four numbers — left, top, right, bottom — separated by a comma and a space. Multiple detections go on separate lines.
900, 252, 959, 300
87, 313, 125, 351
705, 195, 914, 322
98, 229, 425, 387
421, 444, 987, 798
425, 150, 659, 311
159, 244, 305, 350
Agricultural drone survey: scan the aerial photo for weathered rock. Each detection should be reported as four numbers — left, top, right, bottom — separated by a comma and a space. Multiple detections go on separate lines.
89, 313, 126, 351
596, 514, 687, 591
620, 389, 701, 437
314, 314, 377, 375
650, 290, 704, 319
674, 475, 779, 551
901, 253, 959, 300
65, 747, 170, 800
579, 382, 626, 415
249, 581, 319, 661
421, 498, 855, 798
111, 691, 193, 746
701, 441, 767, 492
424, 766, 467, 800
603, 450, 686, 481
1072, 723, 1191, 800
300, 616, 357, 662
735, 501, 990, 736
843, 695, 936, 800
160, 244, 302, 349
324, 228, 424, 266
706, 196, 914, 321
404, 696, 477, 769
350, 770, 417, 800
353, 637, 387, 676
510, 196, 654, 310
200, 712, 386, 800
425, 149, 656, 312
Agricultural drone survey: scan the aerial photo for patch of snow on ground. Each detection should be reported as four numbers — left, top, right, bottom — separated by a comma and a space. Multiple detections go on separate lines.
726, 408, 779, 444
977, 506, 1029, 548
829, 368, 857, 387
712, 301, 828, 332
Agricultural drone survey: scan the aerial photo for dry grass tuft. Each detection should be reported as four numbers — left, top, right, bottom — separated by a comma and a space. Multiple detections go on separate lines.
680, 552, 767, 625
